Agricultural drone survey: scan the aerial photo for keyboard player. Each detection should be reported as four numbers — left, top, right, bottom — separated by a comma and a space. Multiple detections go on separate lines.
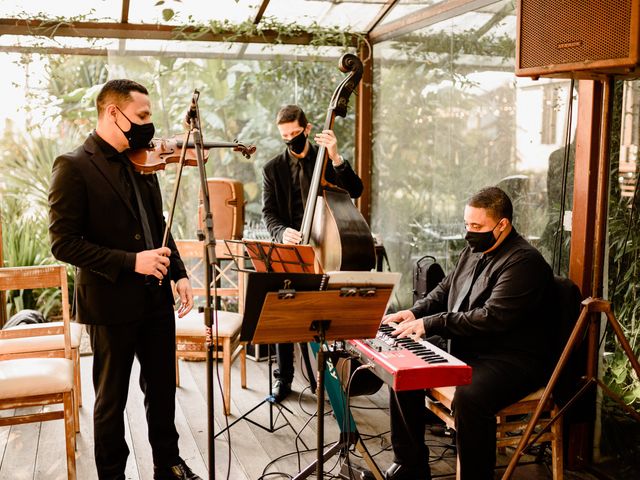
377, 187, 554, 480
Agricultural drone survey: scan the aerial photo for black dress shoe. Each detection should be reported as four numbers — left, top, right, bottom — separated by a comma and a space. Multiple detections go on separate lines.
385, 462, 430, 480
154, 459, 202, 480
273, 379, 292, 403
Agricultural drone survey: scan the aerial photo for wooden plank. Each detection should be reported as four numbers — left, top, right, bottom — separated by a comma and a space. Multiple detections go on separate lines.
0, 19, 359, 47
0, 407, 40, 480
355, 39, 373, 222
0, 265, 65, 291
0, 409, 14, 471
121, 0, 130, 24
184, 358, 260, 479
126, 360, 154, 480
34, 405, 68, 480
75, 355, 98, 480
253, 0, 271, 24
174, 359, 214, 473
173, 387, 207, 478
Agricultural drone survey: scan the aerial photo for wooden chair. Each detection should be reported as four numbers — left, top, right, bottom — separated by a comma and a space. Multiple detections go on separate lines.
174, 239, 247, 415
0, 319, 84, 415
0, 265, 77, 479
426, 386, 563, 480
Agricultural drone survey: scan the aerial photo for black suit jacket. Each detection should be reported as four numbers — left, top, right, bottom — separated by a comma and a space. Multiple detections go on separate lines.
261, 144, 364, 242
48, 133, 187, 325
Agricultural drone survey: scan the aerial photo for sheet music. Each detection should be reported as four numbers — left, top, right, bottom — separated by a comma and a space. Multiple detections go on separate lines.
325, 271, 401, 313
325, 271, 400, 288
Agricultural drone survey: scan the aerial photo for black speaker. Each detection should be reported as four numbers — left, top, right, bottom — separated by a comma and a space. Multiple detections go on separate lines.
516, 0, 640, 79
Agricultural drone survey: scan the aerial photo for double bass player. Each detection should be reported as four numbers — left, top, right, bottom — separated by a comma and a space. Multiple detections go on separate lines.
261, 104, 365, 402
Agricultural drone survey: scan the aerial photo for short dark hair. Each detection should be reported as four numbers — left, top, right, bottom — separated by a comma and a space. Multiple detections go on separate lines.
96, 79, 148, 117
467, 187, 513, 221
276, 104, 308, 128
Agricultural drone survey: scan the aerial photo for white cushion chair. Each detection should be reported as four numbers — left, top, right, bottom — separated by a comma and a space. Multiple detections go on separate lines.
0, 265, 77, 479
174, 240, 247, 415
1, 320, 84, 414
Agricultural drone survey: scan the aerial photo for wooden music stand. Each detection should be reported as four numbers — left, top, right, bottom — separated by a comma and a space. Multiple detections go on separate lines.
502, 298, 640, 479
251, 283, 393, 480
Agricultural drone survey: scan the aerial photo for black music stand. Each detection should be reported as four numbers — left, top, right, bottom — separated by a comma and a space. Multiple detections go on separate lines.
250, 283, 393, 480
228, 239, 322, 392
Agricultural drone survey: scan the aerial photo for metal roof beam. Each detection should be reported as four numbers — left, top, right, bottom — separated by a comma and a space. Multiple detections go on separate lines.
0, 18, 359, 47
369, 0, 500, 44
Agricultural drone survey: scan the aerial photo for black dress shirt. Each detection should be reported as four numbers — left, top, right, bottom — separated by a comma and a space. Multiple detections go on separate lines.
410, 229, 554, 362
262, 143, 363, 242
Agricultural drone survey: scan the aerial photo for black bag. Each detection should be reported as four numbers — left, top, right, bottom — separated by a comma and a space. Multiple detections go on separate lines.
412, 255, 445, 304
3, 309, 46, 329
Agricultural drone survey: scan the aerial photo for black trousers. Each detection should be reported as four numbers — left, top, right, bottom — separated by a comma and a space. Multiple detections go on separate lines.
390, 353, 546, 480
274, 342, 295, 383
86, 288, 179, 480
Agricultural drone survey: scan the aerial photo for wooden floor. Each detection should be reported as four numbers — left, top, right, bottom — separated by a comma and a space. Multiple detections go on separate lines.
0, 350, 599, 480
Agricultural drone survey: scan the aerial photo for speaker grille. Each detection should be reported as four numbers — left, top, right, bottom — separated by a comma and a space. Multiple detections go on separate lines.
519, 0, 633, 70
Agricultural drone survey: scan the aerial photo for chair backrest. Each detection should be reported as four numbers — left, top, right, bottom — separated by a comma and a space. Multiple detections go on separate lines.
549, 275, 583, 406
174, 239, 245, 314
0, 265, 72, 358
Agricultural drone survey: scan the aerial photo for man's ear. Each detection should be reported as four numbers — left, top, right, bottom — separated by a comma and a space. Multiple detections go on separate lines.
304, 123, 313, 135
105, 104, 118, 122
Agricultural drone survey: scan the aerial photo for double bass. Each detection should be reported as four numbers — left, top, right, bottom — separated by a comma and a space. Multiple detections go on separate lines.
299, 54, 376, 272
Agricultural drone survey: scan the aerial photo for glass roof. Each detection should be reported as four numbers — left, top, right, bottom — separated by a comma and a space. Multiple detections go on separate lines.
0, 1, 507, 57
0, 0, 484, 30
0, 0, 394, 29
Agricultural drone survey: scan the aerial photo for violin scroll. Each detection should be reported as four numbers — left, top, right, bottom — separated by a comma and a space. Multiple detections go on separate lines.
233, 141, 257, 159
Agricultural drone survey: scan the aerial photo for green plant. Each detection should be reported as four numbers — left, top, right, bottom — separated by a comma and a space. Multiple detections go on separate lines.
0, 127, 82, 319
604, 80, 640, 409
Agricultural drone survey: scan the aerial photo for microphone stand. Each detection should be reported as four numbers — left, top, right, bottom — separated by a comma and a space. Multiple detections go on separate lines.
188, 91, 219, 480
161, 89, 256, 480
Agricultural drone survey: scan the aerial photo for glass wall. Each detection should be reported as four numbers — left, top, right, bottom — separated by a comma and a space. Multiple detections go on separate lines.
0, 49, 357, 253
601, 79, 640, 472
370, 0, 576, 308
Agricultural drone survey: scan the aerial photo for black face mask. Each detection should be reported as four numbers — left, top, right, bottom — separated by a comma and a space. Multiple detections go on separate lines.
115, 107, 155, 150
285, 130, 307, 155
464, 221, 501, 253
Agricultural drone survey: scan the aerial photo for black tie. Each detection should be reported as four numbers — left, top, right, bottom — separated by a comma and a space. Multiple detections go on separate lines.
294, 159, 310, 207
124, 164, 154, 250
452, 255, 488, 312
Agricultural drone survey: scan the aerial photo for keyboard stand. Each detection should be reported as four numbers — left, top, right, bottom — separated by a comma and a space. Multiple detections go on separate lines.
291, 342, 384, 480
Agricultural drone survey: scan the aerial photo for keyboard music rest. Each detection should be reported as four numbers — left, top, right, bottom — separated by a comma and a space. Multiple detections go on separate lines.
347, 323, 472, 391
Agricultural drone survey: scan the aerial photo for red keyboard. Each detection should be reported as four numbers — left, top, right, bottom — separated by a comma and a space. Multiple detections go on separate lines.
347, 323, 472, 391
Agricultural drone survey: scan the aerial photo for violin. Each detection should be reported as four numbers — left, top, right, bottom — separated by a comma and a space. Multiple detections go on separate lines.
126, 137, 256, 174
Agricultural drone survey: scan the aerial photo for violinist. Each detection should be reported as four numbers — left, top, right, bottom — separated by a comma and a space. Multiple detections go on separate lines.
48, 79, 200, 480
261, 104, 364, 401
